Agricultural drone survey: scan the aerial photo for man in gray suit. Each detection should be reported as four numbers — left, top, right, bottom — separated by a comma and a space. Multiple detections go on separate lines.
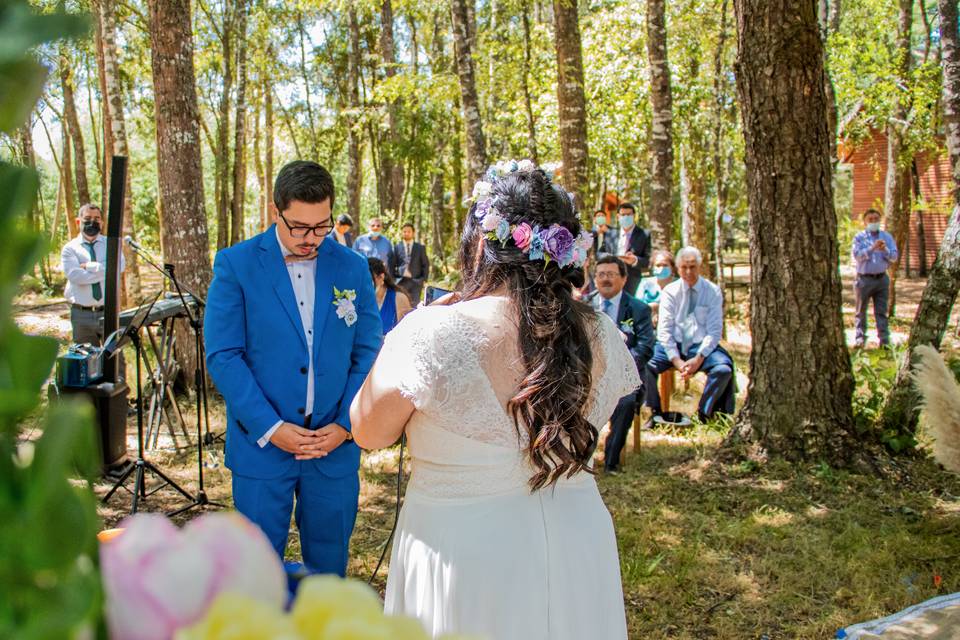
391, 222, 430, 306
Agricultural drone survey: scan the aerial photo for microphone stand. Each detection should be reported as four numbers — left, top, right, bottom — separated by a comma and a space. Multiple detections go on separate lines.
124, 240, 223, 515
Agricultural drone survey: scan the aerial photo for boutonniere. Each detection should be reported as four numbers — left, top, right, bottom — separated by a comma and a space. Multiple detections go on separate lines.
332, 287, 358, 327
620, 318, 634, 335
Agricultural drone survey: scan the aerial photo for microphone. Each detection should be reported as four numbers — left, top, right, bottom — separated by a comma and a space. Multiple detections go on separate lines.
124, 235, 144, 252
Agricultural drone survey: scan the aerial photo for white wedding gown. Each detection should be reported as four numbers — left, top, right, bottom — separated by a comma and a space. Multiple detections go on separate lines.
377, 296, 641, 640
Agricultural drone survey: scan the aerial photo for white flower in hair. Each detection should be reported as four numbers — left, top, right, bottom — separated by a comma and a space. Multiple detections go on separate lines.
517, 159, 536, 172
472, 180, 493, 201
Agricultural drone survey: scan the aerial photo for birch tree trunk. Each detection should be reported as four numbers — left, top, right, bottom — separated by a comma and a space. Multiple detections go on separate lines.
147, 0, 214, 379
646, 0, 675, 249
878, 0, 960, 439
451, 0, 487, 185
553, 0, 590, 210
723, 0, 858, 463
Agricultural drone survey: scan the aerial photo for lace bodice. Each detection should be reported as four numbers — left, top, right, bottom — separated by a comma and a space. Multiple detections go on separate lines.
376, 297, 641, 498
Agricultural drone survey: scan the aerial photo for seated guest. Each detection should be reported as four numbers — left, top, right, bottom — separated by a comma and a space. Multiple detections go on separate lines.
589, 256, 654, 473
636, 250, 679, 327
354, 217, 393, 264
644, 246, 734, 422
332, 213, 354, 247
368, 257, 412, 334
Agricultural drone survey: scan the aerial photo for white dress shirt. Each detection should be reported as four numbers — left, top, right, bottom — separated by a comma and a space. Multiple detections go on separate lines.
61, 234, 126, 306
259, 229, 318, 447
594, 290, 623, 324
656, 277, 724, 361
617, 227, 633, 256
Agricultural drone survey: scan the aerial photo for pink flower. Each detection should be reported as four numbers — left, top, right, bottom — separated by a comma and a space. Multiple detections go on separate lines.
512, 222, 534, 251
481, 211, 503, 232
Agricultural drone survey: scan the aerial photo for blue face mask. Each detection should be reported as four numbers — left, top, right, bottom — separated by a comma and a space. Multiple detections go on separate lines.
370, 230, 382, 239
653, 266, 672, 279
594, 217, 606, 228
619, 215, 635, 229
866, 222, 881, 233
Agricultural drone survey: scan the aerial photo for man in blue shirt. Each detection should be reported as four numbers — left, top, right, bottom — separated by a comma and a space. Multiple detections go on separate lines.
353, 217, 394, 265
851, 208, 899, 348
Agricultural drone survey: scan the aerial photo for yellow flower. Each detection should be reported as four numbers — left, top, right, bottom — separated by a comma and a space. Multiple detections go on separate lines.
290, 576, 382, 638
175, 593, 298, 640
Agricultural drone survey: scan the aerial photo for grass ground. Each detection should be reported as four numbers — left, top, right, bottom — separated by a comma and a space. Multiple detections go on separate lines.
14, 269, 960, 639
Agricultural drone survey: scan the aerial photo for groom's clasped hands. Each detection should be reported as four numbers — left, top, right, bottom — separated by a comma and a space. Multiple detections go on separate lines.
269, 422, 350, 460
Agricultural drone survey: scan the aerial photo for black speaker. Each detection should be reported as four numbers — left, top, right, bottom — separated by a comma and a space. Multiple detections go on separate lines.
49, 380, 130, 473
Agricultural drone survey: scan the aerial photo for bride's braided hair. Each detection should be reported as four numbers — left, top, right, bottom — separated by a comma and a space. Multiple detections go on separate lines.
459, 169, 597, 490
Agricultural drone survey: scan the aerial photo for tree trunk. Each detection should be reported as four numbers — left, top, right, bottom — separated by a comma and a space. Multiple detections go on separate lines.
93, 3, 112, 209
215, 1, 234, 250
450, 0, 487, 185
646, 0, 675, 249
711, 0, 730, 289
723, 0, 857, 463
347, 8, 364, 222
60, 118, 76, 241
878, 0, 960, 438
553, 0, 590, 210
296, 11, 319, 159
885, 0, 914, 313
230, 0, 249, 246
521, 1, 539, 165
146, 0, 214, 380
97, 0, 141, 302
60, 47, 90, 209
253, 92, 264, 232
264, 79, 274, 229
680, 146, 709, 265
379, 0, 404, 216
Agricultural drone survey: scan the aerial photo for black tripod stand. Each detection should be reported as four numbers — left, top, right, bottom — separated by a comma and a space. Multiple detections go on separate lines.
123, 238, 223, 515
102, 295, 197, 514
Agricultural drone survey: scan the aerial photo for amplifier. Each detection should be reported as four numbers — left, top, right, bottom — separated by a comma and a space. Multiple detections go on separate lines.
57, 344, 105, 388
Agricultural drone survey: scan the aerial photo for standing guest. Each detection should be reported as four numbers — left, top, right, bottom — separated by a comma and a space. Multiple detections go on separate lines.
590, 255, 654, 473
60, 203, 125, 344
353, 217, 393, 264
851, 208, 899, 348
593, 210, 615, 255
636, 250, 679, 327
369, 258, 413, 333
644, 246, 734, 422
204, 160, 382, 576
332, 213, 354, 248
390, 222, 430, 305
614, 202, 652, 294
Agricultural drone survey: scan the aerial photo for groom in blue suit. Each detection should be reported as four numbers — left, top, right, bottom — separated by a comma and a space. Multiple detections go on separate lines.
205, 161, 383, 576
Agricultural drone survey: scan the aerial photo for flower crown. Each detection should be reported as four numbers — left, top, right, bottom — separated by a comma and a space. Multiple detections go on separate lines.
470, 160, 593, 269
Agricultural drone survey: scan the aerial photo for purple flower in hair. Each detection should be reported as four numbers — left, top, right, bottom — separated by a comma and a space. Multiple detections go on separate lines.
542, 225, 575, 264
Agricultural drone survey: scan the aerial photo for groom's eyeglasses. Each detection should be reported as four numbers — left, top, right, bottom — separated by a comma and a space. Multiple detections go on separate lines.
278, 212, 335, 238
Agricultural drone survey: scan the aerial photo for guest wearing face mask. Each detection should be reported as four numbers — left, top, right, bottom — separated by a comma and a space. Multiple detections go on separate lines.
353, 217, 394, 265
636, 250, 679, 328
593, 210, 615, 256
614, 202, 651, 294
60, 203, 126, 344
851, 208, 899, 349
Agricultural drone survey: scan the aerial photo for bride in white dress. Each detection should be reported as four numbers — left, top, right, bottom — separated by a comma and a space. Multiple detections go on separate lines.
350, 163, 641, 640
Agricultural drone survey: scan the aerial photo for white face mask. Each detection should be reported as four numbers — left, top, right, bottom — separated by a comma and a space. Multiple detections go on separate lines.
866, 222, 881, 233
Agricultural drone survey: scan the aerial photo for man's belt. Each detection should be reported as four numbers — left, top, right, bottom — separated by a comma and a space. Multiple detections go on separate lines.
858, 272, 886, 279
71, 303, 105, 311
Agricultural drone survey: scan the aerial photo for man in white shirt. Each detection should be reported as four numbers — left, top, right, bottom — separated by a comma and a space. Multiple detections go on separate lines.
643, 246, 735, 421
60, 203, 125, 344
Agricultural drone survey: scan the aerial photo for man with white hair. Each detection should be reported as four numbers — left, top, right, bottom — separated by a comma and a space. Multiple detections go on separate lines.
644, 246, 735, 421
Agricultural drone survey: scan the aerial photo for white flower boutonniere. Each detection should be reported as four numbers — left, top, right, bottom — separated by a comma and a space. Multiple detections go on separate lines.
333, 287, 358, 327
620, 318, 634, 335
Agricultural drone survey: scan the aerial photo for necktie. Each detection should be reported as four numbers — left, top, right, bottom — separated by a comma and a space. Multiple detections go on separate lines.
681, 286, 698, 354
602, 298, 613, 320
83, 241, 102, 301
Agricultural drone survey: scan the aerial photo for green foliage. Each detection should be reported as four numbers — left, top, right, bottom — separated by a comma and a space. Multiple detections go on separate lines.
850, 347, 918, 453
0, 3, 102, 638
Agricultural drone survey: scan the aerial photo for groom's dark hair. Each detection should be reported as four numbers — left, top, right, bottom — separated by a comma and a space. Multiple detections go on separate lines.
273, 161, 336, 212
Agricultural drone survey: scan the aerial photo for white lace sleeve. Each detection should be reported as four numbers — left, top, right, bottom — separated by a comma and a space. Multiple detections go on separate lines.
586, 314, 643, 427
375, 307, 445, 411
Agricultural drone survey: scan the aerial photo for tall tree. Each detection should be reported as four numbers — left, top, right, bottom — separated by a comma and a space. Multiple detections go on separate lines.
379, 0, 404, 216
347, 8, 364, 222
59, 47, 90, 208
723, 0, 857, 462
450, 0, 487, 185
230, 0, 249, 246
92, 1, 111, 206
520, 0, 539, 165
711, 0, 730, 288
214, 0, 234, 250
96, 0, 141, 301
878, 0, 960, 439
263, 77, 274, 231
884, 0, 914, 311
553, 0, 590, 210
646, 0, 675, 249
146, 0, 214, 375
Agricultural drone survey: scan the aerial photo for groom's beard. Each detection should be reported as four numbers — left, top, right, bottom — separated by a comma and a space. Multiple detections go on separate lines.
296, 241, 319, 257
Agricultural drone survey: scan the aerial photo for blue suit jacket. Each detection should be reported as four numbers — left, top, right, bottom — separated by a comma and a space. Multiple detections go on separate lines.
204, 227, 383, 480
